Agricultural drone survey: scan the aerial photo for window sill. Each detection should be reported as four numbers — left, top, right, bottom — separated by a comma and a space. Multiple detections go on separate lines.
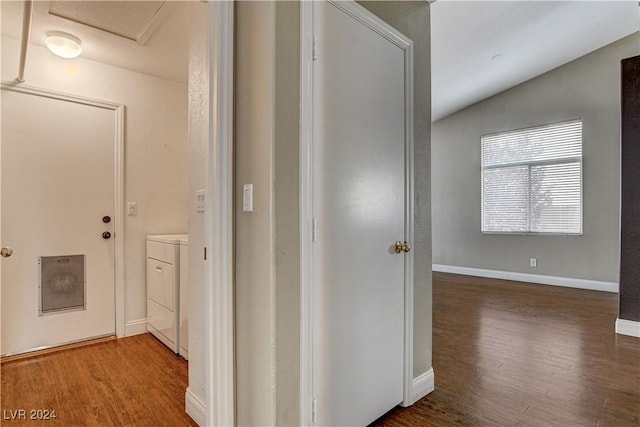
481, 231, 583, 236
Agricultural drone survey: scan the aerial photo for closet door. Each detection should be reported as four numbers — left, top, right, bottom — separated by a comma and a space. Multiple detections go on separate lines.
311, 2, 413, 425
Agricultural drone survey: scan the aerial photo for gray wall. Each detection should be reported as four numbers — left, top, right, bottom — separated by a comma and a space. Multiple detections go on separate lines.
274, 2, 302, 425
235, 4, 301, 425
235, 3, 277, 425
235, 4, 303, 424
432, 33, 640, 283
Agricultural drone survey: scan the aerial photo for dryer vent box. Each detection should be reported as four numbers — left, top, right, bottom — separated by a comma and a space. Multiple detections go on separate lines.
39, 255, 86, 315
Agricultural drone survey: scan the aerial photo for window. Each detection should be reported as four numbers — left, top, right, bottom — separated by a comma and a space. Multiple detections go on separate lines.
481, 119, 583, 234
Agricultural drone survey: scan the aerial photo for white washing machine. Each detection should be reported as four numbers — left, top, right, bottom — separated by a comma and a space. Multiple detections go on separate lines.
146, 234, 188, 354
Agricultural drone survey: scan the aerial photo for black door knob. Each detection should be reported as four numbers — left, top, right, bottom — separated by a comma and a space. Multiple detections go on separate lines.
102, 232, 111, 239
102, 216, 111, 223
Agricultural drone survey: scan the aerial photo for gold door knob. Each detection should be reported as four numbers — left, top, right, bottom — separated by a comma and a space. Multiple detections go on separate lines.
1, 247, 14, 258
394, 241, 411, 254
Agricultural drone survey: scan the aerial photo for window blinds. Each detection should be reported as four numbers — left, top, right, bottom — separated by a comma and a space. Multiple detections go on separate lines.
481, 119, 582, 234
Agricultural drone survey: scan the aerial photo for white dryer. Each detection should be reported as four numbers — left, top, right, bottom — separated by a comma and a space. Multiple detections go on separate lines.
178, 236, 189, 359
146, 234, 187, 353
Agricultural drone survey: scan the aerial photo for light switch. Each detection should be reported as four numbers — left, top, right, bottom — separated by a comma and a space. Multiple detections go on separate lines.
196, 190, 205, 213
127, 202, 137, 216
243, 184, 253, 212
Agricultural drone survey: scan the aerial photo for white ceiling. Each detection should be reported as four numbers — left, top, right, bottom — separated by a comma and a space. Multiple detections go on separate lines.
1, 1, 189, 83
3, 1, 638, 112
431, 1, 640, 121
48, 1, 166, 42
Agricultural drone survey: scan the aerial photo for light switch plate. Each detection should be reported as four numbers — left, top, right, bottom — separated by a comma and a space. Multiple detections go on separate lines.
127, 202, 137, 216
196, 190, 205, 213
243, 184, 253, 212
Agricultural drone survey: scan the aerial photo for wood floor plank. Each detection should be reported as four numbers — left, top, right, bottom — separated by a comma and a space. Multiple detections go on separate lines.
3, 273, 639, 426
1, 334, 196, 426
374, 272, 640, 427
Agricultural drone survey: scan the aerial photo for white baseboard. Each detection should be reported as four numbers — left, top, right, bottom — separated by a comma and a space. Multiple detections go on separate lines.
402, 368, 434, 407
616, 318, 640, 337
185, 387, 206, 426
432, 264, 618, 293
124, 319, 147, 336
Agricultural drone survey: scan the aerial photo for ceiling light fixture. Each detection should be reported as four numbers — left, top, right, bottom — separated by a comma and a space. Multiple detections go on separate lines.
45, 31, 82, 59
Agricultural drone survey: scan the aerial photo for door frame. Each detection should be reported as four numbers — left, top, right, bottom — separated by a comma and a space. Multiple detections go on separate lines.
204, 1, 235, 426
299, 1, 415, 424
0, 81, 126, 341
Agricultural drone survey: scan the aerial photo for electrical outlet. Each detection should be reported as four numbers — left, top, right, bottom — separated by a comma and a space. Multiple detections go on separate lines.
530, 258, 537, 267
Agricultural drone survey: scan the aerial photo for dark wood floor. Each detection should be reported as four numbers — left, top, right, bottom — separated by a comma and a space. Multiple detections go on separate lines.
3, 273, 639, 426
1, 333, 197, 426
377, 272, 640, 427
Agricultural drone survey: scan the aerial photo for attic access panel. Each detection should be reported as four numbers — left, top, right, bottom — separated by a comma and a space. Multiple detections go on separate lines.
48, 1, 167, 43
39, 255, 86, 315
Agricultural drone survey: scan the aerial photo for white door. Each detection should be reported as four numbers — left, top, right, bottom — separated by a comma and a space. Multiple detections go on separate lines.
1, 89, 116, 356
312, 2, 412, 425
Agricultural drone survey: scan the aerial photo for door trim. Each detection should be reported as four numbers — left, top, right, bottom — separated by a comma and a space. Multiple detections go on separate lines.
204, 2, 235, 426
299, 1, 415, 424
299, 3, 314, 424
0, 81, 125, 339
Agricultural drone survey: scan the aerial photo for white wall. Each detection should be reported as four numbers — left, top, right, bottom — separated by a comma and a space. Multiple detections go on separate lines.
432, 33, 640, 283
185, 0, 208, 419
1, 37, 189, 331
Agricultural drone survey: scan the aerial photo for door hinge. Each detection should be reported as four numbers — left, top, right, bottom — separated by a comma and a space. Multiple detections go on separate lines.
312, 37, 318, 61
312, 218, 318, 242
312, 397, 318, 423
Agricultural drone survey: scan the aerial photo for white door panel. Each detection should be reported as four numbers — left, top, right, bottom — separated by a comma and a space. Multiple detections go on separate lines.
313, 2, 409, 425
1, 89, 116, 356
